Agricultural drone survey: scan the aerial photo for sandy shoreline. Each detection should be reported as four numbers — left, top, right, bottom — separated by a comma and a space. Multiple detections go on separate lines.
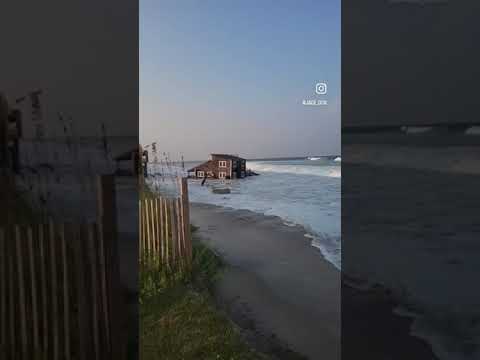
190, 202, 437, 360
191, 202, 340, 359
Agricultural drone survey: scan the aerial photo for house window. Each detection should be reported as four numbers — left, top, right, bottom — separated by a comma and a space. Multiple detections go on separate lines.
197, 171, 205, 178
219, 160, 227, 168
219, 172, 226, 179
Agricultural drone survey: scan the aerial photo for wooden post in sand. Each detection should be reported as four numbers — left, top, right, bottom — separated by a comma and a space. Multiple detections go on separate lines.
179, 177, 192, 266
163, 197, 170, 267
159, 197, 165, 266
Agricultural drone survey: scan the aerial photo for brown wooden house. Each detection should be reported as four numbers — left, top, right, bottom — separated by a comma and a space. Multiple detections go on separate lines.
188, 154, 247, 179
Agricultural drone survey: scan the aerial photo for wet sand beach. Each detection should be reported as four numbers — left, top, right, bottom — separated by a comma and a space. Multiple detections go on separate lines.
191, 202, 340, 359
191, 202, 437, 360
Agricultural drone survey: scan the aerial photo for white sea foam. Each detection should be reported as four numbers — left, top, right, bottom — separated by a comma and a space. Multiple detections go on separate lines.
247, 161, 341, 178
310, 234, 341, 269
392, 305, 480, 360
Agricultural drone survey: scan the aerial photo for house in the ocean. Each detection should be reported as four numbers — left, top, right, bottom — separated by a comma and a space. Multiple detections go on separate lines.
188, 154, 247, 179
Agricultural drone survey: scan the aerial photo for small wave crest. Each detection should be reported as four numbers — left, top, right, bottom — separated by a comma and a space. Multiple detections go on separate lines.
310, 234, 341, 270
248, 162, 341, 178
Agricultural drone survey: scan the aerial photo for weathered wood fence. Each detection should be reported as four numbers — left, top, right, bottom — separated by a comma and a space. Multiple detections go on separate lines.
139, 177, 192, 271
0, 175, 125, 360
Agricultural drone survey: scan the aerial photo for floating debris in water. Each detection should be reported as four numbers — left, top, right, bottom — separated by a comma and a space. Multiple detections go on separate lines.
212, 188, 231, 194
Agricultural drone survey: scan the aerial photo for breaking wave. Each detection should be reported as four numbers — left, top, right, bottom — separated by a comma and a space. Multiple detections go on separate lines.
248, 161, 341, 178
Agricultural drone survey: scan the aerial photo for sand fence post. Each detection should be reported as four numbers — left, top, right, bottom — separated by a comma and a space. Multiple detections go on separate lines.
159, 197, 165, 266
179, 177, 192, 267
139, 199, 142, 262
169, 199, 178, 269
163, 197, 170, 269
175, 197, 184, 270
71, 222, 89, 360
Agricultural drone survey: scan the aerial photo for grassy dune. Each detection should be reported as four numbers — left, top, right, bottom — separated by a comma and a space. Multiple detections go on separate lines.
140, 231, 262, 360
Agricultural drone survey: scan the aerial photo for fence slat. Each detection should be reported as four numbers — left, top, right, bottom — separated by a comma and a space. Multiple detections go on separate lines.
27, 227, 40, 353
144, 199, 148, 262
176, 198, 183, 262
15, 225, 28, 360
97, 174, 125, 360
59, 223, 70, 360
97, 220, 111, 355
143, 199, 147, 263
163, 198, 170, 267
180, 177, 192, 265
0, 229, 5, 350
169, 199, 178, 266
87, 223, 100, 360
159, 197, 164, 264
139, 200, 143, 255
154, 198, 160, 267
151, 199, 156, 260
151, 198, 155, 263
8, 233, 15, 355
146, 199, 151, 261
49, 220, 59, 360
72, 223, 89, 360
38, 223, 49, 357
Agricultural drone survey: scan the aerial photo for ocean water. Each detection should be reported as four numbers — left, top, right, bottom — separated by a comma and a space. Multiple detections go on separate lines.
343, 159, 480, 360
182, 157, 341, 269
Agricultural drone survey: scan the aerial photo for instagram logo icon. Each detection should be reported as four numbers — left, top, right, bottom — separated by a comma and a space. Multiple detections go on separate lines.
315, 82, 327, 95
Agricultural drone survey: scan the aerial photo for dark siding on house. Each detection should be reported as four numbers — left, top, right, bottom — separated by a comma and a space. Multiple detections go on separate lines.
189, 154, 247, 179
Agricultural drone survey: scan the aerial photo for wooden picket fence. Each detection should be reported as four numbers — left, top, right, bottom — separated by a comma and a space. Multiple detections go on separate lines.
0, 175, 126, 360
139, 177, 192, 271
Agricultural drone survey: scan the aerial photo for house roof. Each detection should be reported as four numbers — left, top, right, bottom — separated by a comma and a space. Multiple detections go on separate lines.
210, 153, 245, 160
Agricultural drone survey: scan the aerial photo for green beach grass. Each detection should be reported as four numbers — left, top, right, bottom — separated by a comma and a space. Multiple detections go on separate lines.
140, 230, 263, 360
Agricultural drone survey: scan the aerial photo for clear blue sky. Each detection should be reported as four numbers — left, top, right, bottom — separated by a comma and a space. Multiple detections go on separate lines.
140, 0, 340, 160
